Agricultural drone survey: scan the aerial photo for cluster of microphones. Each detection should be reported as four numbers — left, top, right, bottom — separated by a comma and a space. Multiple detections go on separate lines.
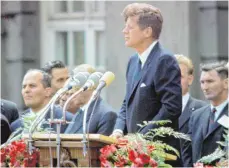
63, 71, 115, 96
50, 71, 115, 123
28, 71, 115, 157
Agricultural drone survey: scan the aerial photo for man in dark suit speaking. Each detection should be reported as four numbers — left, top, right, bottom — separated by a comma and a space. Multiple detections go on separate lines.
182, 62, 228, 167
111, 3, 182, 161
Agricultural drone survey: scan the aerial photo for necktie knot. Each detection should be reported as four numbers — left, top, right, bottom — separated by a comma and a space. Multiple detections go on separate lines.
212, 108, 217, 113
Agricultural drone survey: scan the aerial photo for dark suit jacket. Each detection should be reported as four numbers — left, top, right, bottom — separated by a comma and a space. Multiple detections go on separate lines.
1, 99, 19, 124
10, 105, 73, 133
179, 96, 207, 165
1, 113, 11, 144
64, 98, 117, 136
114, 42, 181, 133
114, 42, 182, 166
182, 104, 228, 167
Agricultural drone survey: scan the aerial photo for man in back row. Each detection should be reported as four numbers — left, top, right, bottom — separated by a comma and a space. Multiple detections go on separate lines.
11, 69, 73, 133
182, 62, 228, 166
42, 60, 69, 94
174, 54, 207, 165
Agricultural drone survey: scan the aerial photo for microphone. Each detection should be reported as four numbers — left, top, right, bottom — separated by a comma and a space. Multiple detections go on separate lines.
64, 71, 90, 90
81, 71, 115, 156
95, 71, 115, 93
81, 72, 103, 91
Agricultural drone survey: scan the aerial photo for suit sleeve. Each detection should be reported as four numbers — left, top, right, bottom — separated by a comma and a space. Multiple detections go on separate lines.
141, 55, 182, 133
12, 103, 19, 123
113, 57, 132, 132
97, 111, 117, 136
182, 114, 193, 167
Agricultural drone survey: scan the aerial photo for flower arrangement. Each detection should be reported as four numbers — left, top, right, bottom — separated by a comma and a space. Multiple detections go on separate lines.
2, 113, 48, 147
100, 120, 190, 167
0, 139, 40, 167
194, 129, 228, 168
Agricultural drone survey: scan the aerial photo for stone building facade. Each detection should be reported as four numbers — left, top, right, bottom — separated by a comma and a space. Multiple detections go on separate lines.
1, 1, 228, 112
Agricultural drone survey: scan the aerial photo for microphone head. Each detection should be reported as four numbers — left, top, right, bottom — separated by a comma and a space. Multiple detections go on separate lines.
64, 72, 90, 90
100, 71, 115, 87
84, 72, 103, 90
72, 72, 90, 87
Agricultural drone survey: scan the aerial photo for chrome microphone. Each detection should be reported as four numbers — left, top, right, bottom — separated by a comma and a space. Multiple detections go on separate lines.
81, 72, 103, 91
94, 71, 115, 93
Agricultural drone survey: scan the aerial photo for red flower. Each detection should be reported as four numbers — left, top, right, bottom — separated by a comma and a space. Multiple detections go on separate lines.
0, 148, 6, 162
149, 158, 158, 167
1, 140, 39, 167
204, 166, 214, 168
114, 155, 128, 167
101, 159, 113, 168
100, 144, 117, 158
139, 153, 150, 164
147, 145, 155, 153
128, 150, 150, 167
129, 150, 138, 162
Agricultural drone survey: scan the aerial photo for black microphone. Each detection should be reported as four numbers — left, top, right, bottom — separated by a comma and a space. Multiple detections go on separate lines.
81, 72, 103, 91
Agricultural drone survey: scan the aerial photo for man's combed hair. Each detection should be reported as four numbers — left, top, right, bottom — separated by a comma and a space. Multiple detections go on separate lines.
200, 61, 228, 79
41, 60, 66, 75
26, 69, 52, 88
175, 54, 194, 75
122, 3, 163, 39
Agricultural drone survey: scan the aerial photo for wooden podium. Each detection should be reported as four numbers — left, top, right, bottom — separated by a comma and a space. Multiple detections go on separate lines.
23, 133, 177, 167
23, 133, 116, 167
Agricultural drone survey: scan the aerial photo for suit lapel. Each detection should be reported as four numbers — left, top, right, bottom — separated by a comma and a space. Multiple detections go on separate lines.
179, 97, 192, 129
65, 109, 83, 133
127, 42, 160, 104
204, 104, 228, 139
67, 98, 101, 133
201, 106, 211, 138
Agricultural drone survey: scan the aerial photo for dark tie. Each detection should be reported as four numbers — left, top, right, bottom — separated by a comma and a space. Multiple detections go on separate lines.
132, 58, 142, 88
207, 108, 217, 134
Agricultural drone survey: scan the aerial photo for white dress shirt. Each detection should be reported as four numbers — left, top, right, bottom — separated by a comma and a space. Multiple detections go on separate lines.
138, 40, 158, 69
182, 93, 190, 112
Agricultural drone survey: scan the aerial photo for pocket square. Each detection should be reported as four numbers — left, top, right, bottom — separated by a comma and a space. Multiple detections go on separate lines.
140, 83, 146, 87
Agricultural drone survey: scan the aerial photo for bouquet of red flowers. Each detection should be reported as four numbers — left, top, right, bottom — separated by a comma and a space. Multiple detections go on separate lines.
0, 139, 40, 167
100, 120, 190, 168
100, 138, 160, 167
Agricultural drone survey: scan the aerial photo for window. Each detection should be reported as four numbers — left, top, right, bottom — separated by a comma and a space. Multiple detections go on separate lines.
40, 1, 106, 70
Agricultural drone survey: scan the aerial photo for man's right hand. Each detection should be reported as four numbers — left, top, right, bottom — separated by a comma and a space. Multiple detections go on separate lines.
110, 130, 123, 139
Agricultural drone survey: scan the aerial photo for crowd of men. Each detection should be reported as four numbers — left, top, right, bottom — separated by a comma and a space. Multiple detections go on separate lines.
1, 3, 228, 167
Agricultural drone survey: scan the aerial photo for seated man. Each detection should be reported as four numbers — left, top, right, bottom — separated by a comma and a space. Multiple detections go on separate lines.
11, 69, 73, 133
41, 60, 69, 94
61, 64, 117, 136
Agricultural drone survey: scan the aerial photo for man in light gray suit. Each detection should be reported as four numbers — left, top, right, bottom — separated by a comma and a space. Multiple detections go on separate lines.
63, 64, 117, 136
175, 54, 207, 165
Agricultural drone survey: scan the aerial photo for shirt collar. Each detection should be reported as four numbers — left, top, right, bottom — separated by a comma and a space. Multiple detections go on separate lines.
182, 92, 190, 112
30, 106, 46, 117
138, 40, 158, 68
211, 100, 228, 113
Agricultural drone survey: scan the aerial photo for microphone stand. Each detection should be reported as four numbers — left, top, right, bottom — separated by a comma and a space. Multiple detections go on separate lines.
50, 88, 84, 167
82, 90, 100, 157
27, 87, 70, 155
